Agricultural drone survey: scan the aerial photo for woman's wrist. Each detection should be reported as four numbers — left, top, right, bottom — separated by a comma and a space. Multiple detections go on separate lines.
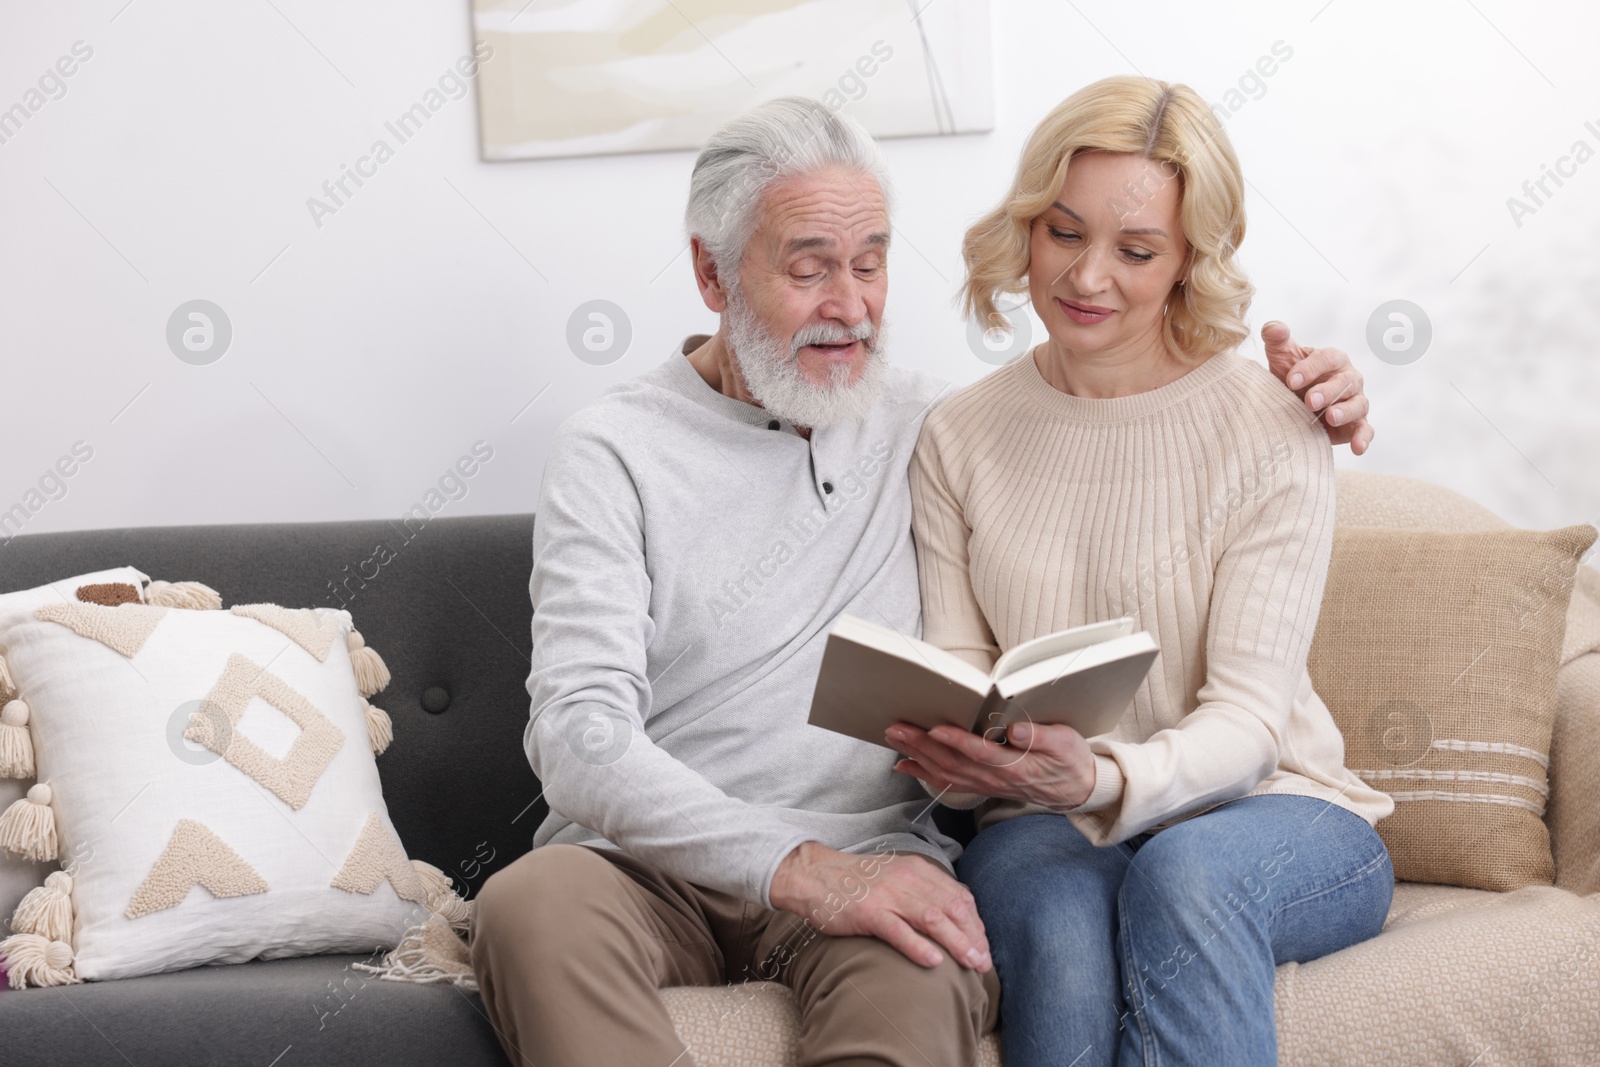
1049, 754, 1122, 814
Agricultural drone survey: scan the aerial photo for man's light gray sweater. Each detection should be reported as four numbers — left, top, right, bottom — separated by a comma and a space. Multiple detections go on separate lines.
527, 338, 958, 907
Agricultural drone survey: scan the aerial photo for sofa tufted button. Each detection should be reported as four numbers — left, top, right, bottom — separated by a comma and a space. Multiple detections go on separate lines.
421, 686, 451, 714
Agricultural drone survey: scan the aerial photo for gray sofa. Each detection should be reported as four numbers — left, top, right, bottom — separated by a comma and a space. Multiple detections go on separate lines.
0, 515, 551, 1065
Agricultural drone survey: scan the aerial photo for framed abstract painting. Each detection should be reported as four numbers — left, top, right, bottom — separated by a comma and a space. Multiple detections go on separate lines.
471, 0, 994, 161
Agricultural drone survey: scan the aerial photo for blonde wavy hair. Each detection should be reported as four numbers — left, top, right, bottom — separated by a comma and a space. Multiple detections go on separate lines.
962, 76, 1253, 362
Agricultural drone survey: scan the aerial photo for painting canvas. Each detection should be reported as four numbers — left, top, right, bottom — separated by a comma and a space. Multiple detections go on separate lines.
471, 0, 994, 161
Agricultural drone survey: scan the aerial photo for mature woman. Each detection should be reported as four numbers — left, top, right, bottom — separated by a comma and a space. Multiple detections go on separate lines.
886, 77, 1396, 1067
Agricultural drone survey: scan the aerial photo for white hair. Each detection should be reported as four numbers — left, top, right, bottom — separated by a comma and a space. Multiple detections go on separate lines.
685, 96, 892, 274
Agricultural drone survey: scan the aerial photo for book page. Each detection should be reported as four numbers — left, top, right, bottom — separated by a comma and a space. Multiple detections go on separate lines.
808, 629, 992, 748
990, 617, 1136, 682
992, 637, 1159, 739
831, 613, 993, 691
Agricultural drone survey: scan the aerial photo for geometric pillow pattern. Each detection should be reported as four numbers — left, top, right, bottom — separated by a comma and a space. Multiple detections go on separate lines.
330, 811, 427, 903
228, 604, 343, 661
182, 653, 344, 811
0, 571, 451, 986
33, 602, 167, 659
124, 819, 269, 919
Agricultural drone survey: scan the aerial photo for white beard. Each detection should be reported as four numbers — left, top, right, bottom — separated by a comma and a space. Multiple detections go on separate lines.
724, 283, 889, 431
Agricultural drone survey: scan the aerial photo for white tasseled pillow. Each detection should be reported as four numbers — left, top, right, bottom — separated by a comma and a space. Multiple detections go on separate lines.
0, 571, 464, 987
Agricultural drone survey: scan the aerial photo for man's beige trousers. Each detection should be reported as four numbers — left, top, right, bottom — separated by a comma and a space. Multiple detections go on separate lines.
470, 843, 1000, 1067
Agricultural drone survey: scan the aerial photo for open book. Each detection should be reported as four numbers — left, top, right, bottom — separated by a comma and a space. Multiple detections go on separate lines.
807, 614, 1158, 749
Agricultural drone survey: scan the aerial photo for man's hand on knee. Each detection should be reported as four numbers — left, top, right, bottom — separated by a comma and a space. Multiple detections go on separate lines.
768, 841, 992, 973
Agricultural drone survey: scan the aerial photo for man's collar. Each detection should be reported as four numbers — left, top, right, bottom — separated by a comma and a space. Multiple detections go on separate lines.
663, 335, 790, 431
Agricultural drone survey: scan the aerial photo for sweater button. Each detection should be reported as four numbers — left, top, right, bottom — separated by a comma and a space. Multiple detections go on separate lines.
823, 482, 834, 494
768, 419, 780, 430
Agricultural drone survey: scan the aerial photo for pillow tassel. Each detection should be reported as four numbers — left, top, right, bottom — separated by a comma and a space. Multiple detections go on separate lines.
363, 698, 394, 756
0, 934, 79, 988
411, 860, 473, 932
410, 859, 453, 905
439, 895, 474, 934
0, 699, 33, 779
144, 580, 223, 611
349, 914, 475, 990
0, 651, 15, 701
0, 783, 58, 862
11, 871, 74, 943
346, 629, 391, 698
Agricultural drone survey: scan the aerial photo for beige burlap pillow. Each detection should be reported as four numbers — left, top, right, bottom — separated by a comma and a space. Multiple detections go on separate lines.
1308, 524, 1597, 891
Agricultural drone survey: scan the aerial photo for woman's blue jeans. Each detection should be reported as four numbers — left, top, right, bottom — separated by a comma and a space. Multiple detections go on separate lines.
957, 794, 1393, 1067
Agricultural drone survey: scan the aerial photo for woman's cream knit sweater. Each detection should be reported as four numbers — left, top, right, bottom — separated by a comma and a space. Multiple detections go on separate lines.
909, 348, 1394, 845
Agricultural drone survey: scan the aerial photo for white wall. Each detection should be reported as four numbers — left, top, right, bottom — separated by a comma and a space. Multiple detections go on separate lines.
2, 0, 1597, 548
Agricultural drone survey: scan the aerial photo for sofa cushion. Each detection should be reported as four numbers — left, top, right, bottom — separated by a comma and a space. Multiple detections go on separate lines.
1274, 881, 1600, 1066
0, 578, 433, 984
650, 879, 1600, 1067
653, 881, 1600, 1067
1308, 522, 1595, 890
0, 952, 509, 1066
1334, 471, 1600, 894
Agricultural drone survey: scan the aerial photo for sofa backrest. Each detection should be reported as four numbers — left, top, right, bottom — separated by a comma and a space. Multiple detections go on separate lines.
0, 514, 542, 898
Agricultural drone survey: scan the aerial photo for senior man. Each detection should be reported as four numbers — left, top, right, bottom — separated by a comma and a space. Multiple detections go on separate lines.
469, 97, 1373, 1067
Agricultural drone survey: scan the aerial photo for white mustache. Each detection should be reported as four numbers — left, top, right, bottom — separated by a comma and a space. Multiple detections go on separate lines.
791, 319, 876, 352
